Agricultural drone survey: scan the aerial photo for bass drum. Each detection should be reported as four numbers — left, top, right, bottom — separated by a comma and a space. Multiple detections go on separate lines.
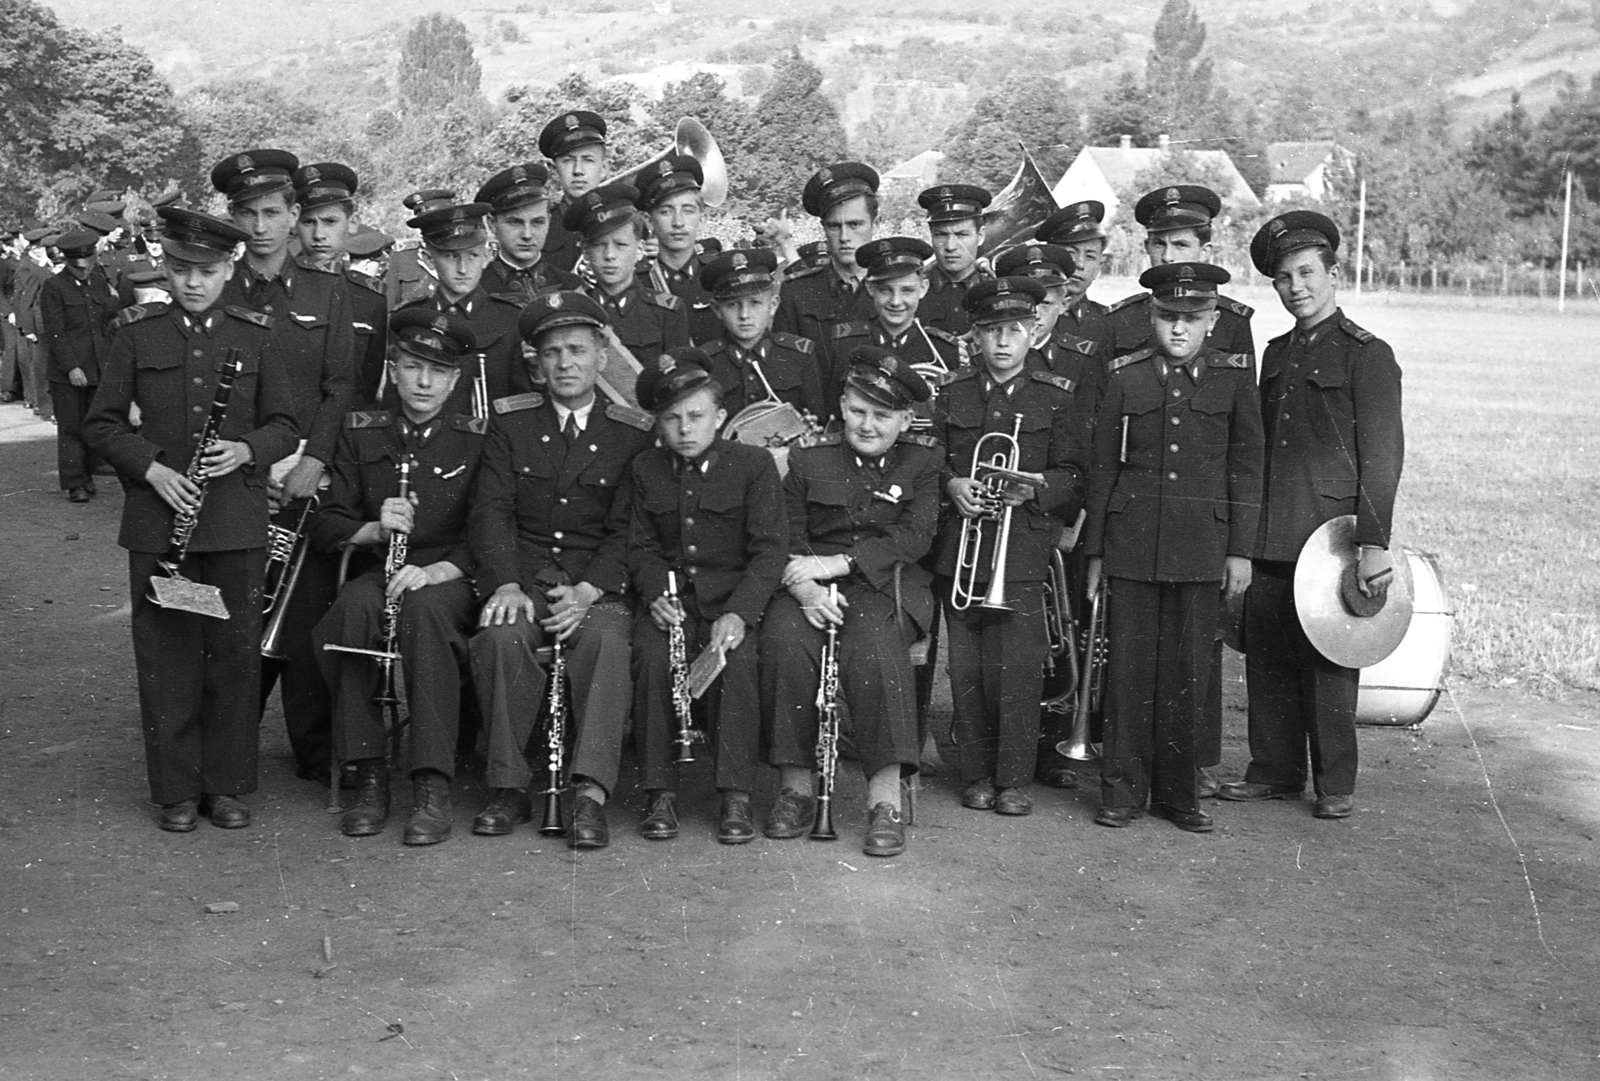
1357, 548, 1452, 726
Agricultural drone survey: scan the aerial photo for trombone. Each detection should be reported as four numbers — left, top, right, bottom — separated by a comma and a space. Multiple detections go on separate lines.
950, 414, 1047, 611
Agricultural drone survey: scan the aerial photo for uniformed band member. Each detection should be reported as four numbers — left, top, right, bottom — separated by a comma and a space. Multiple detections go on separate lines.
825, 237, 961, 413
477, 162, 580, 304
760, 346, 939, 857
39, 229, 117, 503
212, 148, 357, 786
916, 184, 993, 336
933, 277, 1086, 817
1085, 263, 1263, 832
469, 291, 655, 849
774, 162, 879, 347
635, 155, 720, 344
628, 350, 786, 843
1220, 212, 1404, 820
994, 242, 1103, 409
399, 200, 531, 417
387, 188, 454, 310
1035, 201, 1113, 359
567, 182, 690, 374
312, 309, 486, 844
698, 247, 826, 422
540, 110, 609, 274
84, 207, 299, 832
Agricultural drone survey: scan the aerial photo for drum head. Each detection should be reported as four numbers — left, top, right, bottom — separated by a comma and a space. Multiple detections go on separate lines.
1294, 515, 1415, 669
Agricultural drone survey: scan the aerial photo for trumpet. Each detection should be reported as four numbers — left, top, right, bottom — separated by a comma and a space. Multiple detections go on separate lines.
951, 414, 1026, 611
1057, 573, 1106, 762
261, 494, 319, 659
811, 584, 841, 842
538, 639, 569, 836
667, 570, 696, 764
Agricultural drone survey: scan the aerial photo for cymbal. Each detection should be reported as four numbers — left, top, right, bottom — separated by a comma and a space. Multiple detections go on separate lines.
1294, 515, 1414, 669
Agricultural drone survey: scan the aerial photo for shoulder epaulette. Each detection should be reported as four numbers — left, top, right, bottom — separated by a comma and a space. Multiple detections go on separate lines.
701, 339, 729, 356
944, 366, 980, 385
223, 304, 274, 329
605, 401, 655, 431
1111, 347, 1155, 372
1031, 370, 1075, 393
492, 392, 545, 415
293, 255, 339, 276
452, 415, 488, 435
645, 290, 683, 312
1218, 295, 1254, 319
803, 432, 843, 447
344, 268, 384, 295
487, 292, 524, 308
112, 301, 169, 328
345, 409, 392, 429
924, 325, 959, 344
1051, 333, 1097, 357
1338, 314, 1375, 343
832, 321, 870, 340
1207, 352, 1251, 369
1106, 293, 1149, 315
897, 431, 938, 447
781, 261, 826, 281
769, 331, 815, 354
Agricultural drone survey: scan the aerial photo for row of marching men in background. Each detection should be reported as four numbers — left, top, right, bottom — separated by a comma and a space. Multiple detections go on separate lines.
74, 109, 1402, 853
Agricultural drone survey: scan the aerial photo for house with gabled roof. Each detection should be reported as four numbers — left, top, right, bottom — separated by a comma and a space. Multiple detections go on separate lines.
1051, 135, 1260, 224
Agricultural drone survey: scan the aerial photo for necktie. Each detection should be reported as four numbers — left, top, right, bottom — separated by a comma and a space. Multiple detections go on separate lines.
563, 413, 579, 444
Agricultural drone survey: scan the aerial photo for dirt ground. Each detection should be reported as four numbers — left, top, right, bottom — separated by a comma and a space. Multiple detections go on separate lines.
3, 405, 1598, 1081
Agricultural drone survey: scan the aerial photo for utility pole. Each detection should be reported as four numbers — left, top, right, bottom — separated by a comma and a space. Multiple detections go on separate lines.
1559, 168, 1573, 313
1355, 177, 1367, 298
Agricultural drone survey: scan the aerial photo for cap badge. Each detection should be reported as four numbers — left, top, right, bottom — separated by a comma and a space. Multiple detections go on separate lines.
1165, 187, 1180, 204
818, 167, 833, 185
656, 161, 672, 177
1178, 264, 1195, 277
1073, 203, 1088, 217
303, 166, 321, 183
511, 166, 526, 182
731, 252, 746, 270
1026, 246, 1040, 260
237, 154, 255, 174
659, 355, 676, 373
548, 293, 564, 309
564, 114, 579, 130
1269, 219, 1287, 236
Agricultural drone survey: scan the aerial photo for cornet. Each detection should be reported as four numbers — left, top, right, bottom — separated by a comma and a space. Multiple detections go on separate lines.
950, 414, 1047, 611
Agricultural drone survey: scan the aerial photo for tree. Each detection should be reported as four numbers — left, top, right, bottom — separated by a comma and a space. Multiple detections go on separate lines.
941, 76, 1081, 192
743, 49, 848, 211
1465, 92, 1552, 219
398, 14, 482, 113
1086, 70, 1156, 148
486, 73, 666, 179
1144, 0, 1214, 139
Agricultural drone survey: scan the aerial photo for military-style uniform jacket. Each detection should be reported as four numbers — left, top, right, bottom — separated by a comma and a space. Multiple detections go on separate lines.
223, 256, 356, 465
1085, 346, 1264, 582
918, 264, 993, 336
582, 281, 690, 372
627, 441, 787, 626
773, 263, 874, 352
481, 255, 581, 306
311, 408, 488, 574
824, 319, 961, 398
13, 259, 50, 343
541, 205, 582, 274
397, 286, 532, 417
39, 265, 119, 384
784, 434, 943, 634
343, 268, 389, 406
1106, 292, 1255, 364
636, 254, 719, 344
930, 360, 1086, 585
1058, 296, 1112, 350
385, 244, 436, 310
1034, 325, 1105, 414
1253, 309, 1403, 562
84, 302, 300, 554
470, 392, 656, 599
702, 333, 826, 422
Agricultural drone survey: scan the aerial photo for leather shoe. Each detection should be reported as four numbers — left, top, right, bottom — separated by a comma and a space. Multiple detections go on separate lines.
159, 799, 199, 832
763, 788, 816, 839
1035, 748, 1080, 790
862, 802, 906, 857
1093, 806, 1144, 828
403, 771, 453, 845
717, 792, 756, 844
1314, 794, 1354, 819
994, 787, 1034, 816
569, 795, 610, 849
68, 486, 90, 504
961, 779, 997, 810
472, 787, 532, 836
340, 760, 390, 837
1149, 803, 1215, 833
200, 794, 250, 829
639, 791, 678, 840
1217, 780, 1303, 802
1197, 767, 1221, 799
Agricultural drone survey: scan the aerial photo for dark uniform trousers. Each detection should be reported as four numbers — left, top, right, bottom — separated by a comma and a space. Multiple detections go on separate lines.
761, 587, 920, 779
631, 593, 761, 794
129, 550, 266, 806
260, 505, 339, 775
943, 581, 1050, 788
49, 382, 103, 489
1243, 567, 1360, 797
315, 574, 477, 778
471, 599, 635, 795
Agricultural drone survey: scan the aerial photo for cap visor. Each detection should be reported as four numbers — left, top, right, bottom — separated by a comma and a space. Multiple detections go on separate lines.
161, 238, 235, 264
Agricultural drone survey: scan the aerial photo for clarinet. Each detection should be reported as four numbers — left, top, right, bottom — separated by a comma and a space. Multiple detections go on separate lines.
151, 348, 242, 585
811, 583, 841, 841
373, 459, 413, 714
538, 638, 569, 836
668, 570, 695, 764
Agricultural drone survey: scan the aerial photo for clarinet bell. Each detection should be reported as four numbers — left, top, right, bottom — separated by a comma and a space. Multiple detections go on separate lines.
538, 788, 565, 836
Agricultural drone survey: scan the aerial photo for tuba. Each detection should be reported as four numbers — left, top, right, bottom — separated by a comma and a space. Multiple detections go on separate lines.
979, 146, 1062, 258
603, 117, 728, 209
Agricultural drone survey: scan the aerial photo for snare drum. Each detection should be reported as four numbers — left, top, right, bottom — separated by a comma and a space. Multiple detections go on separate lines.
1357, 548, 1452, 726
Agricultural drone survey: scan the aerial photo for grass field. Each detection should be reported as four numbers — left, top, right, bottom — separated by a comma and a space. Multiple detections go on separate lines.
1101, 280, 1600, 697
